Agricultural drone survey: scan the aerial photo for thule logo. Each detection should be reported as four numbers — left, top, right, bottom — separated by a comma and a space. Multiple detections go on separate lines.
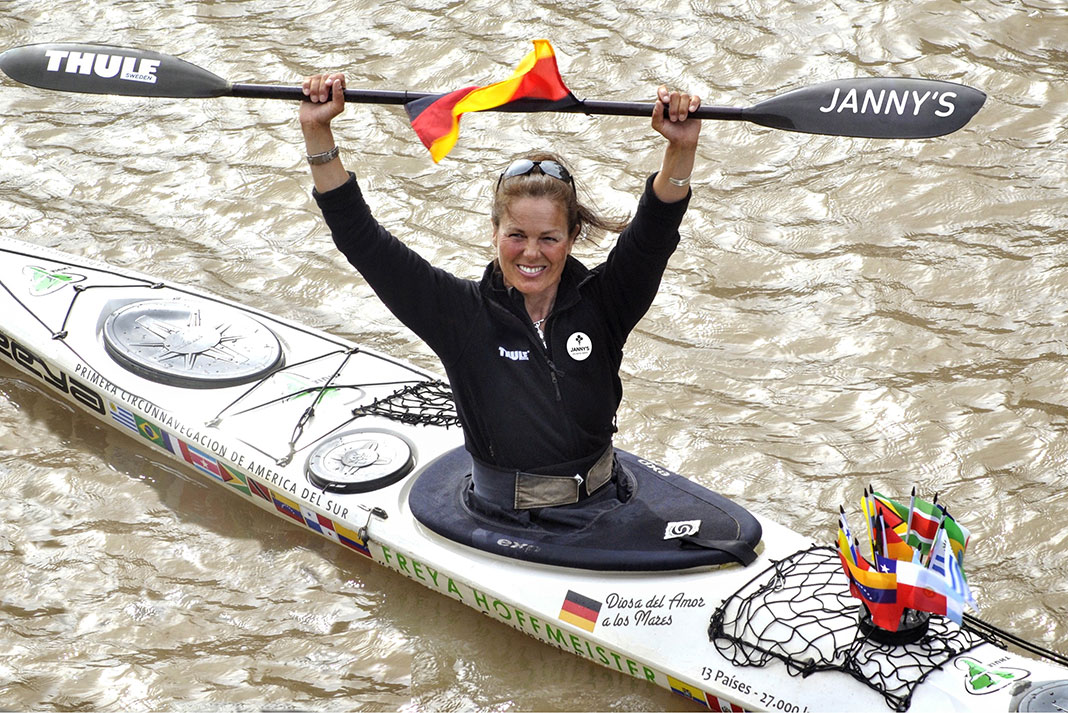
44, 50, 160, 84
498, 346, 529, 361
818, 87, 958, 118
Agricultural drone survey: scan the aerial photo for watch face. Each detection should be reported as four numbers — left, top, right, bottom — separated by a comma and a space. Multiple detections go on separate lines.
305, 429, 414, 493
103, 299, 283, 388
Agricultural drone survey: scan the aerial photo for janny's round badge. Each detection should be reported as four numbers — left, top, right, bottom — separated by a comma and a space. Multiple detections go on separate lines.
566, 332, 592, 361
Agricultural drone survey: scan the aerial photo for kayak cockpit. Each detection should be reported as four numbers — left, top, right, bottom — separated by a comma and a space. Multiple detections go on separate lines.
408, 447, 762, 571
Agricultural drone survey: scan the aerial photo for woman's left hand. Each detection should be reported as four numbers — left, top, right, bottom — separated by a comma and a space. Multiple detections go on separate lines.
651, 85, 701, 202
652, 85, 702, 148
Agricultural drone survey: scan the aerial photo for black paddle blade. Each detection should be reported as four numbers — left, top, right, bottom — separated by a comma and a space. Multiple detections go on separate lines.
0, 43, 230, 98
744, 77, 986, 139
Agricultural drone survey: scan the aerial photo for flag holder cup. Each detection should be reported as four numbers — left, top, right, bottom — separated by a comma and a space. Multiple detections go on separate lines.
839, 488, 975, 646
858, 604, 931, 646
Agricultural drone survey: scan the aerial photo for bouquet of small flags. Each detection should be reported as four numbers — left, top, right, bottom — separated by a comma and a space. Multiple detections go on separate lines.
836, 487, 978, 632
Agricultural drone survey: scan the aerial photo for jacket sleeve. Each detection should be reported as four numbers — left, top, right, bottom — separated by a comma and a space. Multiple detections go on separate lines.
312, 173, 480, 359
593, 173, 691, 340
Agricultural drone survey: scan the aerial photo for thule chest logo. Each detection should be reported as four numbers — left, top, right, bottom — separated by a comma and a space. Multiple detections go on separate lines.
44, 50, 160, 85
498, 346, 529, 361
819, 87, 958, 117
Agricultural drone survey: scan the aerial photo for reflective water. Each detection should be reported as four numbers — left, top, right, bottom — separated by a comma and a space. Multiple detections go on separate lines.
1, 0, 1066, 709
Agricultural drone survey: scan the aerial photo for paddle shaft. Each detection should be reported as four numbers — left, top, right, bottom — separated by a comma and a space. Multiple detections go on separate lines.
231, 83, 745, 121
0, 43, 987, 138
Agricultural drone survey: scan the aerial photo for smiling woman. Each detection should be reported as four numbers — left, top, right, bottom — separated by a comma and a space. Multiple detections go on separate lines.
489, 154, 629, 335
299, 72, 704, 524
492, 191, 575, 327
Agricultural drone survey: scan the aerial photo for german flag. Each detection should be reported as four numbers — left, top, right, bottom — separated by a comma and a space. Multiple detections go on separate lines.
558, 590, 601, 632
406, 40, 578, 162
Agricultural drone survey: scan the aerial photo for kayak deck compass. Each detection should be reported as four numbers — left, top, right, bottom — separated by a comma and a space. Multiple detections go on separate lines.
102, 298, 283, 387
305, 429, 415, 493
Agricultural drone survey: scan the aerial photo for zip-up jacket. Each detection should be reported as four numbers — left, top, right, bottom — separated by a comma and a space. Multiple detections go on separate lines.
313, 172, 690, 475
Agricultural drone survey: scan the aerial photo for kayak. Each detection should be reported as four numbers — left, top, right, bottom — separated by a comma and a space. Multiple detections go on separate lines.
1, 234, 1065, 712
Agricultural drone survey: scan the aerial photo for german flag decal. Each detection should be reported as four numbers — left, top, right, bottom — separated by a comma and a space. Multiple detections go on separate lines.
559, 590, 601, 632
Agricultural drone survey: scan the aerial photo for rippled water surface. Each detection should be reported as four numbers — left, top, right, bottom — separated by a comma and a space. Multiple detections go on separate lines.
1, 0, 1066, 710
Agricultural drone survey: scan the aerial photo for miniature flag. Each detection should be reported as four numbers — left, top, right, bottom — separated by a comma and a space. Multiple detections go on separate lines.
871, 491, 909, 532
706, 693, 746, 712
905, 496, 943, 554
879, 514, 916, 562
406, 40, 579, 162
136, 418, 177, 454
837, 528, 904, 630
890, 555, 956, 621
109, 402, 139, 432
938, 505, 972, 566
838, 507, 858, 560
929, 529, 977, 617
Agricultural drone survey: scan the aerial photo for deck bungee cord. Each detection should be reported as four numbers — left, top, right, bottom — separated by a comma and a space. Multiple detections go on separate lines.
961, 614, 1068, 670
710, 544, 1068, 711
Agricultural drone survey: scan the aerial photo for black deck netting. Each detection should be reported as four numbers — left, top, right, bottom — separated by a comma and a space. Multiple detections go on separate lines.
352, 380, 460, 428
708, 545, 998, 711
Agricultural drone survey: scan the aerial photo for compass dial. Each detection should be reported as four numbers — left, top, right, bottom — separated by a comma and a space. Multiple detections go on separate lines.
103, 299, 283, 388
305, 430, 414, 493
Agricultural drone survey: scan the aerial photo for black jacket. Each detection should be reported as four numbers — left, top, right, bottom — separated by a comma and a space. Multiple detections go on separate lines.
314, 173, 690, 473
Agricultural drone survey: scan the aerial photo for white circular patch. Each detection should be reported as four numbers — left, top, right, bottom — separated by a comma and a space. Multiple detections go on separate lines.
566, 332, 593, 361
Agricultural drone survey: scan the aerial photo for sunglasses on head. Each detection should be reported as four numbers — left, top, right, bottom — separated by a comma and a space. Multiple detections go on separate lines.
496, 159, 575, 193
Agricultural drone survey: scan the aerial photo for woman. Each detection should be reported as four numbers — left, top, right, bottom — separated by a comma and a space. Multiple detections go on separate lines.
300, 72, 701, 524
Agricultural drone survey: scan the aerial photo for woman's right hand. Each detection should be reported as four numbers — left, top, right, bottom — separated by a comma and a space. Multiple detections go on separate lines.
300, 73, 349, 193
300, 72, 347, 132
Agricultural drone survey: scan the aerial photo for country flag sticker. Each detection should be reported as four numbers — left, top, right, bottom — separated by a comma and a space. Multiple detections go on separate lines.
559, 590, 601, 632
137, 419, 177, 454
667, 676, 710, 708
109, 402, 139, 433
247, 477, 273, 503
178, 440, 224, 482
334, 521, 372, 558
302, 506, 340, 544
271, 490, 305, 525
705, 692, 746, 712
110, 402, 180, 457
219, 463, 251, 497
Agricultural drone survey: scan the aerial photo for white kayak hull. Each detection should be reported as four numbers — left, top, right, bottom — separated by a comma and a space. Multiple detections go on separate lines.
1, 235, 1063, 712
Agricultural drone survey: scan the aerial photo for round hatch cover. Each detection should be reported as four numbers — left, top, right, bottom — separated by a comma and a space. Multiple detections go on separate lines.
103, 298, 283, 388
1011, 681, 1068, 712
305, 429, 414, 493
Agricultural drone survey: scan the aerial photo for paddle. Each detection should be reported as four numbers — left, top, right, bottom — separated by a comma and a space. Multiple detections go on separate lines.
0, 42, 986, 139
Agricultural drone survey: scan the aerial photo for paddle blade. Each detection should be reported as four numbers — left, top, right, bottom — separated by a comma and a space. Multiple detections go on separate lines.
744, 77, 986, 139
0, 43, 231, 98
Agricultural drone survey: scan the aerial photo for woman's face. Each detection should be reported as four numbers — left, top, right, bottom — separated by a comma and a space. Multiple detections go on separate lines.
493, 196, 577, 304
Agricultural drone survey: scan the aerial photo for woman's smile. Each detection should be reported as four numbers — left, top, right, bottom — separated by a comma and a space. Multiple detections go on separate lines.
493, 196, 576, 310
